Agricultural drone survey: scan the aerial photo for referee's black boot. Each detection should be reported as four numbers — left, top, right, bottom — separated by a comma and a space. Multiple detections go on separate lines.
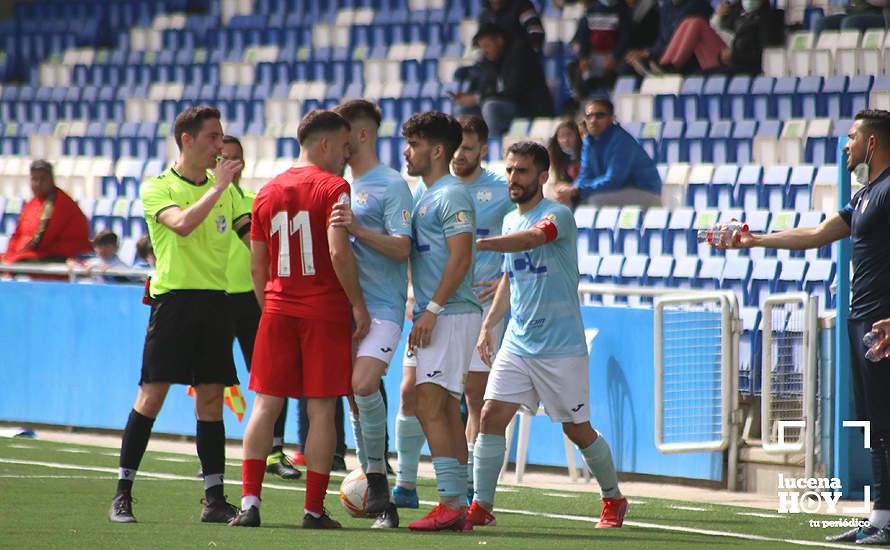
200, 497, 239, 523
109, 492, 136, 523
365, 472, 390, 515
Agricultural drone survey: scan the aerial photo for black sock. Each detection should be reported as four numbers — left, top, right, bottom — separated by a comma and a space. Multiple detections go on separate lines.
117, 409, 155, 495
872, 431, 890, 510
196, 420, 226, 502
272, 399, 287, 451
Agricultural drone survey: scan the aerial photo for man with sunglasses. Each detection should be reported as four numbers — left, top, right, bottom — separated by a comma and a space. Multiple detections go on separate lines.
553, 98, 661, 209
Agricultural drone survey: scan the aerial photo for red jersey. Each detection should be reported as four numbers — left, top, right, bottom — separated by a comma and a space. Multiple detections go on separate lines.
251, 165, 351, 321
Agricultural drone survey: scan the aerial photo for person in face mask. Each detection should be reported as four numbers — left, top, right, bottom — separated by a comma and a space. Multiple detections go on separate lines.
545, 120, 583, 207
709, 0, 785, 75
710, 110, 890, 546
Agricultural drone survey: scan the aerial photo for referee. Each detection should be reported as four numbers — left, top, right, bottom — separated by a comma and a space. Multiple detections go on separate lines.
714, 110, 890, 545
109, 106, 250, 524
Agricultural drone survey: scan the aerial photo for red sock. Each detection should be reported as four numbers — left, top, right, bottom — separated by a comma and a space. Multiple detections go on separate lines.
304, 469, 330, 515
242, 458, 266, 499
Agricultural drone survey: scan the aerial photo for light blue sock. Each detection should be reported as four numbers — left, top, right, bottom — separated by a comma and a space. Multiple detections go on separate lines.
355, 392, 387, 474
473, 433, 506, 506
395, 415, 425, 486
579, 432, 620, 498
432, 456, 462, 498
350, 412, 367, 473
466, 443, 475, 490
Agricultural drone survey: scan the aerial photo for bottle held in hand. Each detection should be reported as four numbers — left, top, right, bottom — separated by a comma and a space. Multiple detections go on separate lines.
697, 221, 749, 247
864, 329, 889, 362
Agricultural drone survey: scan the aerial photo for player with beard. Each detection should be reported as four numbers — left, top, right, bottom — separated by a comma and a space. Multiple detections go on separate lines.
467, 141, 628, 529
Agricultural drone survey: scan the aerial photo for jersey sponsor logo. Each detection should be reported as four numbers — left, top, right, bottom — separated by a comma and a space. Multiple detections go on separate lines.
512, 252, 547, 274
426, 370, 443, 378
216, 214, 227, 233
528, 318, 545, 328
454, 211, 470, 227
354, 191, 369, 205
571, 403, 585, 413
476, 190, 492, 202
476, 228, 490, 236
401, 209, 411, 226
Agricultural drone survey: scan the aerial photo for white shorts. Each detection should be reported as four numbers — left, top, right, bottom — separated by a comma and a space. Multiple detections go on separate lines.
402, 340, 417, 368
469, 304, 504, 373
484, 350, 591, 424
355, 318, 402, 367
414, 312, 482, 399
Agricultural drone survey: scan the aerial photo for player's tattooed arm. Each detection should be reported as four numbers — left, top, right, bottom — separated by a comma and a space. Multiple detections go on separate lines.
476, 227, 549, 253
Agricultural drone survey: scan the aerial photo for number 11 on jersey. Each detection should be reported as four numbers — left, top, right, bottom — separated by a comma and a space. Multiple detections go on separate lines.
270, 210, 315, 277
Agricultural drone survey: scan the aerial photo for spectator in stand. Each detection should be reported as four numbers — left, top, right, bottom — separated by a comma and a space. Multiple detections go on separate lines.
135, 235, 155, 268
624, 0, 714, 75
477, 0, 546, 53
813, 0, 885, 35
1, 160, 91, 264
544, 120, 583, 207
627, 0, 661, 51
450, 23, 554, 137
708, 0, 785, 75
566, 0, 632, 100
83, 229, 128, 283
554, 98, 662, 208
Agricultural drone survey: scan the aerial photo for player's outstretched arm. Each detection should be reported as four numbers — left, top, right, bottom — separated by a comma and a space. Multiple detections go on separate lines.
329, 224, 371, 339
477, 273, 511, 367
157, 159, 243, 237
714, 213, 850, 251
250, 240, 270, 310
477, 227, 548, 253
329, 202, 411, 261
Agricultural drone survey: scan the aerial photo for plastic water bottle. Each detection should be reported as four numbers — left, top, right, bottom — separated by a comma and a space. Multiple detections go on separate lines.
864, 329, 888, 362
696, 221, 749, 247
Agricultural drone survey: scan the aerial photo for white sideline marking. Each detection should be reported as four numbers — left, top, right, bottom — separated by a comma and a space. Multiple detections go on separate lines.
670, 505, 707, 511
58, 448, 89, 454
0, 474, 106, 479
543, 492, 576, 498
737, 511, 785, 519
627, 499, 647, 505
156, 457, 191, 463
7, 444, 35, 449
0, 458, 849, 548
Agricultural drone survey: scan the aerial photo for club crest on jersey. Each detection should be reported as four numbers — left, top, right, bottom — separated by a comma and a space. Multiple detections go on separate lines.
418, 205, 428, 217
477, 190, 492, 202
545, 213, 557, 221
401, 209, 411, 226
215, 215, 227, 233
354, 191, 369, 205
454, 211, 470, 226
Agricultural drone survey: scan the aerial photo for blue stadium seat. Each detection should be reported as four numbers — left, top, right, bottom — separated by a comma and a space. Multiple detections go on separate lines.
731, 120, 756, 164
573, 206, 597, 253
592, 207, 620, 254
615, 207, 642, 254
720, 257, 753, 305
640, 207, 669, 255
128, 200, 147, 239
578, 254, 600, 282
664, 207, 694, 257
734, 164, 763, 210
821, 75, 848, 119
748, 258, 780, 306
803, 259, 836, 312
796, 76, 822, 119
738, 307, 762, 394
670, 256, 700, 290
797, 211, 831, 260
710, 164, 738, 210
708, 120, 733, 164
773, 76, 797, 120
776, 259, 808, 293
594, 254, 624, 305
692, 209, 720, 257
677, 76, 704, 121
659, 120, 685, 163
761, 165, 791, 211
726, 75, 752, 121
786, 165, 815, 211
645, 255, 674, 289
685, 120, 710, 163
846, 75, 872, 117
702, 75, 728, 120
747, 76, 775, 120
695, 257, 725, 289
617, 255, 649, 305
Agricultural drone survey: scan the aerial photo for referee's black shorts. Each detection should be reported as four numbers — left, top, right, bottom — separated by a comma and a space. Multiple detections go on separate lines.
141, 290, 238, 386
848, 318, 890, 434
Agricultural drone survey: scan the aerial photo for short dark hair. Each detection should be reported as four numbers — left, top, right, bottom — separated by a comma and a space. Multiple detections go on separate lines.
457, 114, 489, 144
297, 109, 351, 145
401, 111, 463, 160
173, 105, 221, 150
586, 98, 614, 116
506, 141, 550, 173
30, 159, 53, 176
334, 99, 382, 128
222, 135, 242, 149
855, 109, 890, 148
136, 235, 153, 262
92, 228, 118, 248
473, 22, 506, 45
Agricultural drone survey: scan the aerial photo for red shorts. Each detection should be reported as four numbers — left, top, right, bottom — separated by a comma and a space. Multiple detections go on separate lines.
250, 312, 352, 398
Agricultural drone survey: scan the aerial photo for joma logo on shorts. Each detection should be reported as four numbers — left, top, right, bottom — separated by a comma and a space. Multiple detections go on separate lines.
426, 370, 442, 378
571, 404, 584, 412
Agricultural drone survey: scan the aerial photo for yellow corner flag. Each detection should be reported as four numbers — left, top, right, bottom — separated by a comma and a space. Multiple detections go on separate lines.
186, 385, 246, 422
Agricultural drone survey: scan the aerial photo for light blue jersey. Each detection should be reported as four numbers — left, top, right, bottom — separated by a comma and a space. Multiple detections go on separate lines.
464, 168, 511, 283
410, 175, 482, 317
502, 199, 587, 358
351, 163, 414, 326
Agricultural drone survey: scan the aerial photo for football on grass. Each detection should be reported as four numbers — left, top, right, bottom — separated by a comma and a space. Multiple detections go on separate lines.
339, 468, 372, 518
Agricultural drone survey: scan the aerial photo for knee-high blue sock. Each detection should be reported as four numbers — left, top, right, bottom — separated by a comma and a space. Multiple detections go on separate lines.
395, 415, 425, 488
579, 432, 620, 498
354, 391, 387, 474
432, 456, 462, 504
350, 411, 367, 472
473, 433, 506, 507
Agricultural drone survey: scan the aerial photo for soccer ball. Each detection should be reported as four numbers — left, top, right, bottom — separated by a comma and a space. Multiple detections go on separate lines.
339, 468, 371, 518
